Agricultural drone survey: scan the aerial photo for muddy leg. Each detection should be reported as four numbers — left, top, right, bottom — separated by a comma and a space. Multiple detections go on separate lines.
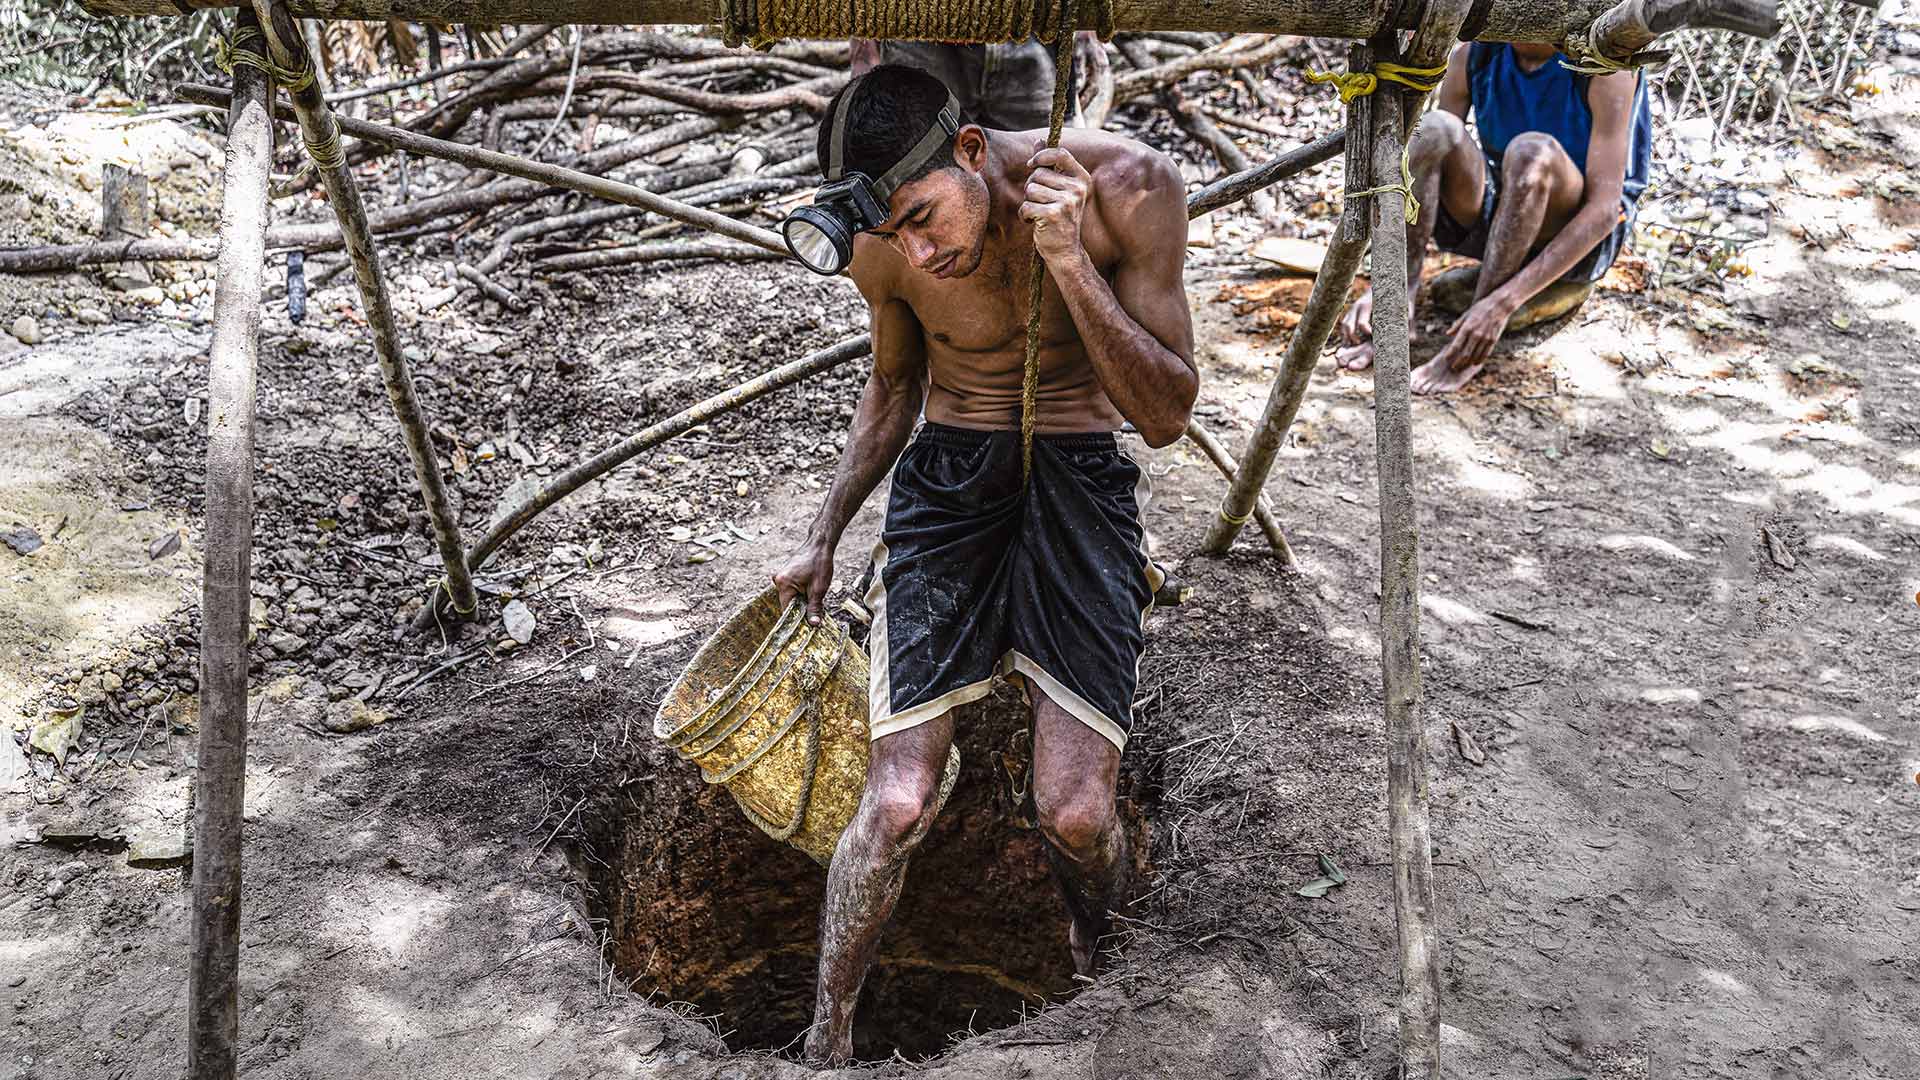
1469, 131, 1584, 306
805, 714, 954, 1067
1030, 692, 1127, 977
1339, 110, 1485, 372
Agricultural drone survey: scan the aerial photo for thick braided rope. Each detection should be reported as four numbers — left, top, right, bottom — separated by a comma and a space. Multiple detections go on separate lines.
724, 0, 1112, 49
1559, 21, 1669, 75
1018, 0, 1082, 485
212, 30, 317, 93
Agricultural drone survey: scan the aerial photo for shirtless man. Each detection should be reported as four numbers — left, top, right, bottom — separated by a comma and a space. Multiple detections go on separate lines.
1336, 40, 1651, 393
770, 64, 1195, 1066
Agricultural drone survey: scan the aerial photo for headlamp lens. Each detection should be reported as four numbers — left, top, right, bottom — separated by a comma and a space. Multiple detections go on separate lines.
783, 208, 852, 276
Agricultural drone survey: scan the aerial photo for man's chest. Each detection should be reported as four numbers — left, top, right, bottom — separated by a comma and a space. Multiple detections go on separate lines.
900, 249, 1117, 355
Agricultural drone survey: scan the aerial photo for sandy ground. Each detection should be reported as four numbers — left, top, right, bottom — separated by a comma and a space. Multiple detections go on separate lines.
5, 54, 1920, 1080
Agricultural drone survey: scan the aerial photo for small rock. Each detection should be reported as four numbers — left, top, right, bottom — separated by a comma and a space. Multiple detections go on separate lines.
266, 632, 309, 657
578, 665, 598, 683
44, 879, 68, 899
2, 524, 43, 555
127, 833, 192, 870
5, 975, 23, 988
321, 698, 386, 734
74, 306, 109, 325
148, 530, 181, 560
10, 315, 41, 345
54, 861, 90, 883
123, 285, 166, 305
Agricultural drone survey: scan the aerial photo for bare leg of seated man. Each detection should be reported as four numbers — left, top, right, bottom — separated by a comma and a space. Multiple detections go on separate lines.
1336, 110, 1486, 373
1409, 131, 1584, 394
805, 713, 955, 1067
1030, 685, 1130, 977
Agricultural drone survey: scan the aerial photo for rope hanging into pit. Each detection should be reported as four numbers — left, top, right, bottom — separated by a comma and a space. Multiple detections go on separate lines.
723, 0, 1114, 50
1018, 0, 1089, 485
1304, 61, 1447, 104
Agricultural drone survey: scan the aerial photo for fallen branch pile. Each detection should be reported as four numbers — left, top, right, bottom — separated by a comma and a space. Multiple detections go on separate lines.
0, 27, 1325, 302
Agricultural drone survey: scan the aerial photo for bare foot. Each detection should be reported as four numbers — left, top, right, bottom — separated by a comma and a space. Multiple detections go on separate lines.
1409, 357, 1485, 395
1336, 341, 1376, 371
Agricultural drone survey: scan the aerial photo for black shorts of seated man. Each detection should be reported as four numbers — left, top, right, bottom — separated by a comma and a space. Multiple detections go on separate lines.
769, 64, 1196, 1067
1337, 40, 1652, 393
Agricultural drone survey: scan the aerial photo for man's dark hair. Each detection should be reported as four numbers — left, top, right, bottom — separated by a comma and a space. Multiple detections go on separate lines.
815, 64, 971, 183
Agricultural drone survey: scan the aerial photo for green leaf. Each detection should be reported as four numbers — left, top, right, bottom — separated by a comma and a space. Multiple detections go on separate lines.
1296, 877, 1341, 899
1317, 852, 1347, 884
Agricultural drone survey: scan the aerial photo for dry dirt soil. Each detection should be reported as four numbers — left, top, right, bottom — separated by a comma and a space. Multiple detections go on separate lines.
4, 63, 1920, 1080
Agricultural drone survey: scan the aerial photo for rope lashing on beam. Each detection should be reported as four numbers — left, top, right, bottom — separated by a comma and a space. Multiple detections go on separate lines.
1349, 139, 1421, 225
1217, 505, 1253, 526
215, 26, 349, 169
1303, 61, 1446, 104
212, 29, 316, 93
722, 0, 1113, 49
1559, 20, 1670, 74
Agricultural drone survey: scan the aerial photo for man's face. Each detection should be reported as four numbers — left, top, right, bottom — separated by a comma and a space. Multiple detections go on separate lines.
867, 165, 991, 281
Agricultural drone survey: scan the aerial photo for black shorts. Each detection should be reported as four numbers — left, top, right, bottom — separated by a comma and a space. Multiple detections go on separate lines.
1433, 153, 1638, 284
864, 423, 1163, 751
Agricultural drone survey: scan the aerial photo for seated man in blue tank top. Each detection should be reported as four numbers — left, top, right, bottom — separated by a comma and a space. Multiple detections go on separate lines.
1337, 40, 1653, 393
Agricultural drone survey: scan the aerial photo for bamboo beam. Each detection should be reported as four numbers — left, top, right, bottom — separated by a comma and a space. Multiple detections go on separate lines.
1182, 419, 1294, 565
77, 0, 1790, 53
187, 15, 272, 1080
1199, 45, 1372, 556
175, 82, 788, 257
245, 0, 481, 619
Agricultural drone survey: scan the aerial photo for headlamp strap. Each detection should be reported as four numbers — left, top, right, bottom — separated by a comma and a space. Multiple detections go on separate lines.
824, 86, 961, 198
874, 93, 960, 200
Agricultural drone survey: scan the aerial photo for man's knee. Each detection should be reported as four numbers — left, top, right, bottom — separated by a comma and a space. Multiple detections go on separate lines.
1034, 782, 1117, 859
859, 773, 942, 854
1502, 132, 1571, 191
1411, 110, 1468, 155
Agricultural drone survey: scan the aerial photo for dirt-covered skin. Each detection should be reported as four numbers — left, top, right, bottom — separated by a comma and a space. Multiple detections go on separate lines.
4, 55, 1920, 1080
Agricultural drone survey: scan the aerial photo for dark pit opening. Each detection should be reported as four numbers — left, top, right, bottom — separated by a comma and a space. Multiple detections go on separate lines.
576, 688, 1151, 1062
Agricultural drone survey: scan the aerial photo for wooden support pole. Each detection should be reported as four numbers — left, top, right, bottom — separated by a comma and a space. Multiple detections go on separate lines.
174, 82, 788, 257
1182, 419, 1294, 565
1199, 46, 1372, 556
187, 14, 272, 1080
413, 334, 873, 629
1363, 65, 1443, 1080
1185, 130, 1343, 220
244, 0, 480, 619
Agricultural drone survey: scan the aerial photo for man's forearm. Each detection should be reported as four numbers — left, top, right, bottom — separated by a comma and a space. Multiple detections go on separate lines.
806, 378, 921, 549
1491, 199, 1618, 309
1051, 253, 1195, 443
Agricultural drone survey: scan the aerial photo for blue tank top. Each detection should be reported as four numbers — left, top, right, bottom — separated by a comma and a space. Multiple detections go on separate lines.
1467, 43, 1652, 203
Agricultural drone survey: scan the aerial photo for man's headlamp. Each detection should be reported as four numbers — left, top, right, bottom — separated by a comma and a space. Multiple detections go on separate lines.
783, 89, 961, 276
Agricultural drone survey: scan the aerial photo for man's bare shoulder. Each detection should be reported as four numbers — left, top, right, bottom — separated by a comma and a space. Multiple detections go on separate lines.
1063, 129, 1183, 206
849, 235, 907, 302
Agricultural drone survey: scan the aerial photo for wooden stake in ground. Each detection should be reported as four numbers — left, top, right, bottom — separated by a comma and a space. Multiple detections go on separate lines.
245, 0, 480, 621
1200, 45, 1374, 556
1362, 65, 1443, 1080
188, 13, 272, 1079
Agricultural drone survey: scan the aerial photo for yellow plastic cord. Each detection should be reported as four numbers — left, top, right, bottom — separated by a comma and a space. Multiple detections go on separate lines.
1305, 61, 1448, 103
1350, 139, 1421, 225
212, 31, 317, 93
1217, 506, 1253, 526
